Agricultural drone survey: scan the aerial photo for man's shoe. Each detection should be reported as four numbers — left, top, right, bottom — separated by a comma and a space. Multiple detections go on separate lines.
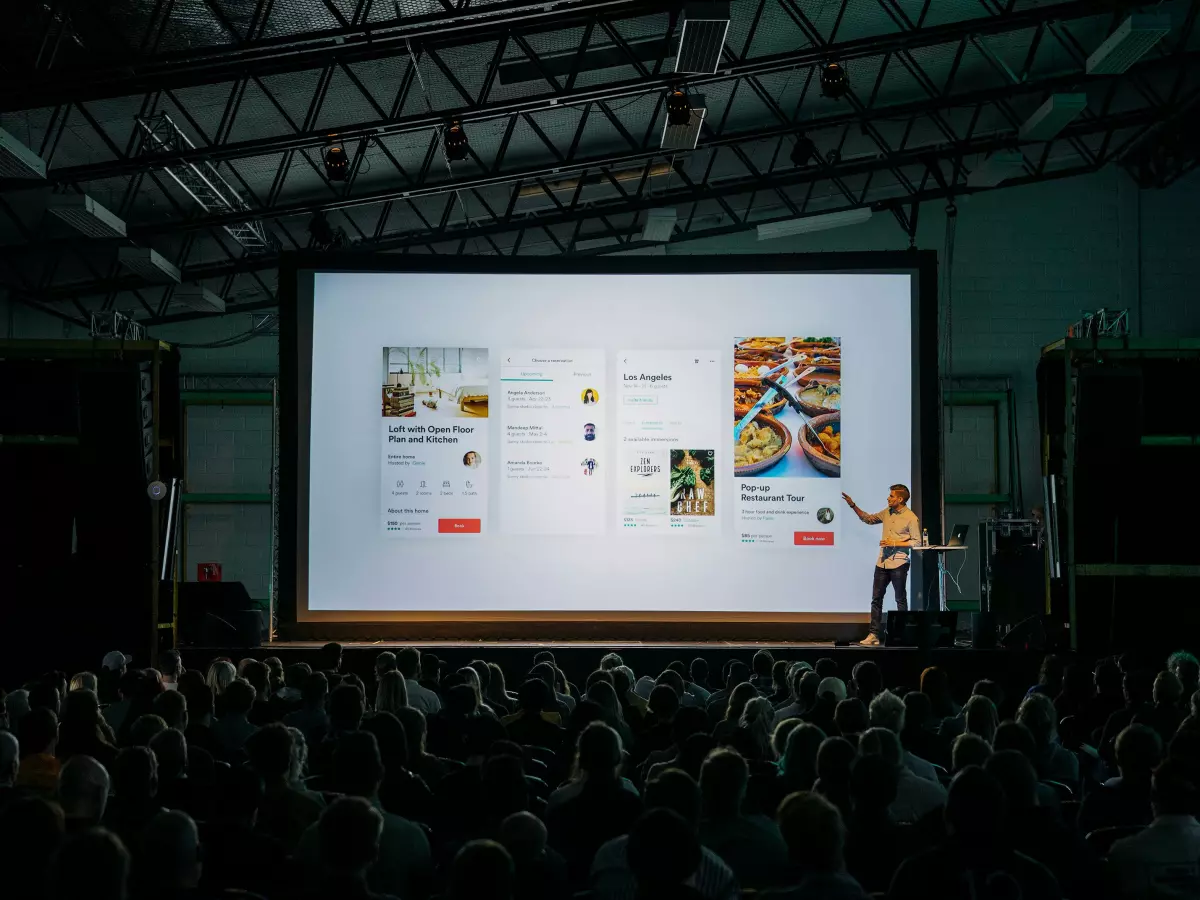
858, 634, 880, 646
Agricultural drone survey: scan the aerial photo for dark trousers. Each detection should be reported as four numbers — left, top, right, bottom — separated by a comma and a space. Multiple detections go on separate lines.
870, 563, 910, 637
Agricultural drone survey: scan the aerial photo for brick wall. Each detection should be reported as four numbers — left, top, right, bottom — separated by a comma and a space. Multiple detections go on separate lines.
4, 167, 1198, 609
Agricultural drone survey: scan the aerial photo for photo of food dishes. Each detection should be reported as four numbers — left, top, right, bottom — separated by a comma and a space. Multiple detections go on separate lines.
733, 335, 841, 478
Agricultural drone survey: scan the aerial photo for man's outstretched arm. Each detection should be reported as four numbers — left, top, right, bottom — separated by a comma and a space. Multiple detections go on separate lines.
841, 493, 882, 525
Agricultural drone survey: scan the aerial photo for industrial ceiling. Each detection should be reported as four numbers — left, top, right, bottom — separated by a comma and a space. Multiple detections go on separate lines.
0, 0, 1196, 324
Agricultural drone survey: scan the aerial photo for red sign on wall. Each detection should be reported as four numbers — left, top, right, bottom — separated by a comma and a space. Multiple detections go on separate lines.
197, 563, 223, 582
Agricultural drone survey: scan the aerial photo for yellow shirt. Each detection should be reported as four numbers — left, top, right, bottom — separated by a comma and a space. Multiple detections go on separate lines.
858, 505, 920, 569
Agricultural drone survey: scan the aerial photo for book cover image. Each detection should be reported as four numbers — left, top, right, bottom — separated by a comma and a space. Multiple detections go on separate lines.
670, 449, 715, 516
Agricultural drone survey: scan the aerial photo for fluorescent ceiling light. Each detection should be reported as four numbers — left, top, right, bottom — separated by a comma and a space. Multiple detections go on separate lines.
675, 2, 730, 74
118, 247, 181, 284
47, 194, 127, 238
1086, 14, 1171, 76
0, 127, 47, 180
173, 284, 226, 314
756, 207, 872, 241
640, 208, 677, 242
1019, 93, 1087, 141
967, 151, 1026, 188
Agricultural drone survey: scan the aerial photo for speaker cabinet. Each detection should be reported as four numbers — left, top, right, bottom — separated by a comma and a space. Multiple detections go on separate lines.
884, 611, 958, 648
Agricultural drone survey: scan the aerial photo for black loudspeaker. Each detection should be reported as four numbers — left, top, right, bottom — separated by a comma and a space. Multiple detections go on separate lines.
179, 582, 262, 648
884, 611, 958, 648
971, 612, 998, 650
999, 614, 1067, 651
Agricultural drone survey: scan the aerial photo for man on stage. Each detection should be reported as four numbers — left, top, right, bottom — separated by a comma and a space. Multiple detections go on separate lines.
842, 484, 920, 646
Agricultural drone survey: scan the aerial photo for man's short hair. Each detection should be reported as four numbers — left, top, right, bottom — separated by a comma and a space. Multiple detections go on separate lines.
138, 810, 200, 890
850, 753, 898, 811
627, 809, 700, 892
19, 707, 58, 755
247, 723, 294, 779
179, 682, 214, 721
700, 748, 749, 816
868, 690, 906, 734
752, 650, 774, 677
945, 766, 1003, 840
112, 747, 157, 801
690, 658, 709, 685
58, 755, 111, 822
1115, 724, 1163, 776
799, 671, 822, 705
450, 839, 514, 900
857, 727, 904, 768
890, 483, 910, 502
993, 720, 1037, 762
285, 662, 311, 690
128, 714, 167, 748
375, 651, 397, 677
648, 684, 681, 722
815, 658, 838, 680
599, 653, 624, 672
777, 791, 845, 872
499, 811, 546, 863
152, 691, 187, 730
656, 669, 686, 698
318, 796, 383, 873
149, 729, 188, 779
952, 733, 993, 772
532, 651, 555, 666
1152, 757, 1198, 816
222, 679, 256, 717
319, 642, 343, 672
328, 683, 365, 731
851, 660, 882, 700
53, 827, 130, 900
334, 731, 385, 798
242, 660, 269, 695
833, 699, 867, 739
645, 768, 702, 825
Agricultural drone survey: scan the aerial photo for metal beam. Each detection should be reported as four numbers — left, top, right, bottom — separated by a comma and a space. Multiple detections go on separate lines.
38, 50, 1196, 240
17, 98, 1173, 304
17, 2, 1118, 187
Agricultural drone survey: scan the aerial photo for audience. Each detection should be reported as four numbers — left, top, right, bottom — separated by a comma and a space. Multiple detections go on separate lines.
1106, 756, 1200, 899
6, 645, 1200, 900
698, 748, 787, 889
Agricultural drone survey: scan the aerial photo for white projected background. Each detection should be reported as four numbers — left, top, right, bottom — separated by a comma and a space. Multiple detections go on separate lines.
306, 271, 913, 614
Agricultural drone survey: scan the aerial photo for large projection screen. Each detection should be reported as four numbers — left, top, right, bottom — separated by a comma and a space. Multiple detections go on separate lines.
282, 254, 938, 631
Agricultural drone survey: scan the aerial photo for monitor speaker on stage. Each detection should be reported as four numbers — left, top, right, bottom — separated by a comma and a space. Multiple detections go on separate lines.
999, 614, 1067, 652
884, 611, 957, 648
971, 612, 997, 650
179, 581, 262, 648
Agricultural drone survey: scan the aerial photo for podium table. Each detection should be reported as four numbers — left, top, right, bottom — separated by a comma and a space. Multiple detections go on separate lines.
913, 545, 969, 612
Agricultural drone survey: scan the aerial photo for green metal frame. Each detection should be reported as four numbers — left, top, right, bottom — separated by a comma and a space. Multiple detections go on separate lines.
180, 389, 275, 602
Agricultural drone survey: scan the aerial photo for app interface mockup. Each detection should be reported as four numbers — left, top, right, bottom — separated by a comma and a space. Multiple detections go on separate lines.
305, 271, 915, 613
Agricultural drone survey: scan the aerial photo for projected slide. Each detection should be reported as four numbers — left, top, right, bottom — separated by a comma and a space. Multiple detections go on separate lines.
301, 269, 916, 615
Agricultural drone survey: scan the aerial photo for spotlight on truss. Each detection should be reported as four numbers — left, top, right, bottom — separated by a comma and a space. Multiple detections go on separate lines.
324, 142, 349, 181
820, 62, 848, 100
666, 87, 692, 127
444, 120, 469, 162
661, 93, 706, 151
790, 134, 817, 168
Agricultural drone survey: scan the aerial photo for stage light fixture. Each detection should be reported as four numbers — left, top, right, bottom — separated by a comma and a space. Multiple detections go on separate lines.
323, 143, 348, 181
444, 120, 469, 162
820, 62, 848, 100
790, 134, 817, 167
666, 88, 692, 127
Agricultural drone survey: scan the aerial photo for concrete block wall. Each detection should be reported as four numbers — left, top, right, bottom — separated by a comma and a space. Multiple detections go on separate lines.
4, 167, 1198, 610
